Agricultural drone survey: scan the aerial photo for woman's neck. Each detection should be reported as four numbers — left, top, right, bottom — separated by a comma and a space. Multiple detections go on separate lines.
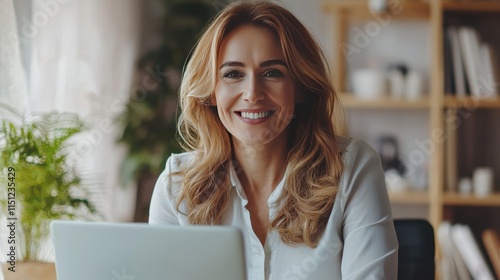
232, 135, 289, 196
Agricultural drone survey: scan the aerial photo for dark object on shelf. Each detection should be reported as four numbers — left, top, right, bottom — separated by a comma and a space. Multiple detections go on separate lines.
387, 63, 408, 77
378, 135, 406, 176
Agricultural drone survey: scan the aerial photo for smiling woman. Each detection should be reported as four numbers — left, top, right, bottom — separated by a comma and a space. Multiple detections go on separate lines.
149, 1, 398, 279
216, 25, 297, 148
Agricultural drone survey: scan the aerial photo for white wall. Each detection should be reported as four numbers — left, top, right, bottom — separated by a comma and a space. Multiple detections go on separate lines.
279, 0, 333, 61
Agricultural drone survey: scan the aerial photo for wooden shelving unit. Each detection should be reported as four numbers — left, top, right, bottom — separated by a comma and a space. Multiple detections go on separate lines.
322, 0, 500, 273
340, 94, 430, 109
443, 192, 500, 206
323, 0, 430, 19
442, 1, 500, 12
389, 190, 429, 204
444, 96, 500, 108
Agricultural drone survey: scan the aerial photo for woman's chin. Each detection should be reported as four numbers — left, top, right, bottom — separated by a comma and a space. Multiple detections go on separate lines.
231, 130, 287, 149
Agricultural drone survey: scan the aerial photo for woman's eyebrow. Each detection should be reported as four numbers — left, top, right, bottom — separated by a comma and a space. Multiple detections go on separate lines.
259, 59, 287, 68
219, 61, 244, 69
219, 59, 287, 70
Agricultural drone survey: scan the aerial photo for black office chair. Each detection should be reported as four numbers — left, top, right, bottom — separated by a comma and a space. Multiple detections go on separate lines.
394, 219, 435, 280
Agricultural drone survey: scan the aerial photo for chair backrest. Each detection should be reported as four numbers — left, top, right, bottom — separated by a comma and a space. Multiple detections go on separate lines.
394, 219, 435, 280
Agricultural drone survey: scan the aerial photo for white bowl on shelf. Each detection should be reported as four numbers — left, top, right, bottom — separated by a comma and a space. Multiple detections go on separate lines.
352, 69, 387, 100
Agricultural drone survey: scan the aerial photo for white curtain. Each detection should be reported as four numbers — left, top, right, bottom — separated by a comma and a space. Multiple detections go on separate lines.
0, 0, 30, 270
0, 0, 141, 266
28, 0, 141, 222
0, 0, 28, 115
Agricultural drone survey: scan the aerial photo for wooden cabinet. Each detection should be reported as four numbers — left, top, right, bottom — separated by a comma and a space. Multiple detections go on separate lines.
322, 0, 500, 245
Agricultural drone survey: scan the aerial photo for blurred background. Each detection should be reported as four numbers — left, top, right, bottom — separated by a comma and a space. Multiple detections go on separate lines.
1, 0, 500, 278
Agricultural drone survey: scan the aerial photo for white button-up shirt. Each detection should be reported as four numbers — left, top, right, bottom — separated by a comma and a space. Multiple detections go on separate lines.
149, 137, 398, 280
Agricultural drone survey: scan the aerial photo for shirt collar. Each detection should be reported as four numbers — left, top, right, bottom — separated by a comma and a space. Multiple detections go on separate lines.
229, 160, 248, 204
267, 173, 286, 205
229, 160, 239, 187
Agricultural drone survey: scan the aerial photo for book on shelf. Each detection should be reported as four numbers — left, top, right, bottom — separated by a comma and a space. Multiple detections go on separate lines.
444, 25, 498, 98
438, 222, 471, 280
444, 26, 455, 95
447, 26, 466, 97
451, 224, 496, 280
444, 108, 458, 192
482, 229, 500, 279
458, 27, 482, 98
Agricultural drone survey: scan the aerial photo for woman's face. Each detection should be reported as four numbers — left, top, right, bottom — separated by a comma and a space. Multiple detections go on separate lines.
215, 25, 299, 147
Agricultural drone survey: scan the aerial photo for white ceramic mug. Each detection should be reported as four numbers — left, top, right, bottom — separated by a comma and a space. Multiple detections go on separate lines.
387, 70, 405, 99
458, 177, 473, 195
473, 167, 494, 197
405, 70, 425, 100
352, 69, 387, 100
369, 0, 387, 13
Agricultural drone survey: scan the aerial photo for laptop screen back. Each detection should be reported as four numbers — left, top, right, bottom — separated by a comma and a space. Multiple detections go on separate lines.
51, 221, 246, 280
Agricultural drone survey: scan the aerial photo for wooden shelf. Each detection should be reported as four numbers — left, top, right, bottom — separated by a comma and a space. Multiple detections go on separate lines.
322, 0, 500, 241
339, 94, 430, 109
442, 1, 500, 12
322, 0, 430, 19
444, 96, 500, 108
323, 0, 500, 265
389, 189, 429, 204
443, 192, 500, 206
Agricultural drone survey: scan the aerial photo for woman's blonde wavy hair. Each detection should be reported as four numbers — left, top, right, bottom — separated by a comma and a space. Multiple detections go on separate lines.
176, 0, 345, 247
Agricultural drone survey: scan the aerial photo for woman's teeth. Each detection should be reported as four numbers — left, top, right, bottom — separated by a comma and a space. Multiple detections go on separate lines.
241, 111, 273, 120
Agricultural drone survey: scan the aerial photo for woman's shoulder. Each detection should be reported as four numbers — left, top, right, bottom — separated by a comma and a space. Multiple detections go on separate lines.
337, 136, 386, 200
165, 151, 197, 173
337, 135, 379, 163
149, 151, 196, 225
156, 151, 196, 189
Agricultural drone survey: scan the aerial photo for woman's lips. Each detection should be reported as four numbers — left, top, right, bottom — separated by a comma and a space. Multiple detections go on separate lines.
235, 110, 275, 124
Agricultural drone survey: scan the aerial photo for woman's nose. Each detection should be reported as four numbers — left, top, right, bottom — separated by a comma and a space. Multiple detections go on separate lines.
242, 77, 264, 103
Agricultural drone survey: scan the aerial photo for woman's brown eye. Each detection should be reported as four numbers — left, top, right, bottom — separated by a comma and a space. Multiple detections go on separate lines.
224, 71, 243, 79
263, 69, 283, 78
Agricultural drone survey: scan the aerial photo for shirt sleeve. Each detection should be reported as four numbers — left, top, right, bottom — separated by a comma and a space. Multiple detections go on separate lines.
148, 155, 181, 225
340, 140, 399, 280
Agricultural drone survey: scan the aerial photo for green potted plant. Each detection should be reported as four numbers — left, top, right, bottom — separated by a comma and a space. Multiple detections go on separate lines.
0, 105, 98, 280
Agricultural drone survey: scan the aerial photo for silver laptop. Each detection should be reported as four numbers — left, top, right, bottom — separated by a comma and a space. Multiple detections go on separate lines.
51, 221, 246, 280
